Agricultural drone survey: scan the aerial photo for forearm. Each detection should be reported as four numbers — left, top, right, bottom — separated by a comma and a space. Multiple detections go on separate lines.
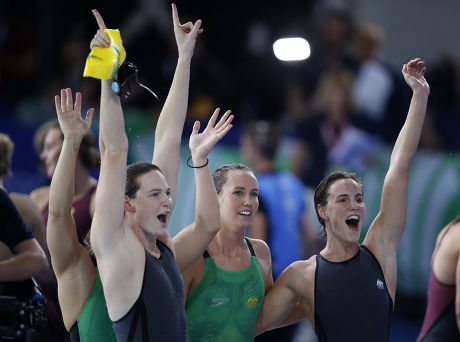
48, 138, 79, 217
193, 156, 220, 236
100, 80, 128, 155
0, 248, 48, 281
390, 89, 428, 172
153, 58, 191, 159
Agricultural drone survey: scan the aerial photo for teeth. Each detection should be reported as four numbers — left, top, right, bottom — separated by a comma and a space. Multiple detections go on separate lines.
239, 211, 251, 216
348, 215, 359, 220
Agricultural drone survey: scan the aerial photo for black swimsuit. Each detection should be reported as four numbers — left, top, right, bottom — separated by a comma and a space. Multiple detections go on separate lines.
315, 246, 393, 342
112, 240, 186, 342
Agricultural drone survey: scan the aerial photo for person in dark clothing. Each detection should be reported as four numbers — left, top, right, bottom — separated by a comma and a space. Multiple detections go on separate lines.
90, 6, 234, 341
0, 188, 48, 341
255, 58, 430, 341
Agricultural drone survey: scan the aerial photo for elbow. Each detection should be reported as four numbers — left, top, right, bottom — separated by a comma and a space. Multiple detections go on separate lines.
195, 214, 221, 236
30, 249, 49, 275
101, 138, 129, 160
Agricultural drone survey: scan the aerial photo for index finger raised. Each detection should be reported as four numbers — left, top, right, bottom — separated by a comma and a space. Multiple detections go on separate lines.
92, 9, 107, 30
171, 3, 180, 27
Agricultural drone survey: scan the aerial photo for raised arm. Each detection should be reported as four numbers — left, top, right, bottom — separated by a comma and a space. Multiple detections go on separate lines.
151, 3, 202, 210
173, 109, 233, 271
47, 89, 94, 278
90, 10, 129, 254
364, 58, 430, 298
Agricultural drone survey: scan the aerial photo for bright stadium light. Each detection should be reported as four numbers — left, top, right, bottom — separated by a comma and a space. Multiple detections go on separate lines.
273, 38, 311, 62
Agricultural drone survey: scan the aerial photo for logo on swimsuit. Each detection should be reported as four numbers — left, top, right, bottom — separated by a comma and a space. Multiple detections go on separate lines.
246, 296, 259, 309
211, 297, 229, 307
376, 279, 385, 290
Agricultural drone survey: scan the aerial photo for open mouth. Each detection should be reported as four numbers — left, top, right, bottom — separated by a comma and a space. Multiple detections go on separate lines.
238, 210, 251, 216
345, 215, 359, 228
157, 214, 168, 224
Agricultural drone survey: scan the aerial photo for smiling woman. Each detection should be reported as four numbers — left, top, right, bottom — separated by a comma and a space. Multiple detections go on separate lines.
180, 162, 275, 342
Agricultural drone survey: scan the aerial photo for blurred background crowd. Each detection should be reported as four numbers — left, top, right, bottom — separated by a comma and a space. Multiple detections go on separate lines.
2, 0, 460, 340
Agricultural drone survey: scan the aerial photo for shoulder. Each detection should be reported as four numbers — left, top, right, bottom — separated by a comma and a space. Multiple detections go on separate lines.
9, 193, 43, 228
10, 193, 41, 216
288, 255, 317, 279
30, 186, 50, 211
246, 237, 271, 260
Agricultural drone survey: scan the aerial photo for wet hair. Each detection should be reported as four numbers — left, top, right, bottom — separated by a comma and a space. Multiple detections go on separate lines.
314, 171, 363, 231
212, 163, 254, 194
34, 120, 100, 172
454, 213, 460, 223
242, 120, 279, 161
125, 162, 162, 199
0, 133, 14, 178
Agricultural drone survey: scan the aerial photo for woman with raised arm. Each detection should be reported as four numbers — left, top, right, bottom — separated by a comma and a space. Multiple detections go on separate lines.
255, 58, 430, 342
90, 7, 234, 341
180, 161, 275, 342
47, 88, 116, 341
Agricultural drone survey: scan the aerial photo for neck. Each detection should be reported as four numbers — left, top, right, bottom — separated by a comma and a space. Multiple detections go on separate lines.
210, 228, 246, 256
125, 217, 161, 257
321, 237, 360, 262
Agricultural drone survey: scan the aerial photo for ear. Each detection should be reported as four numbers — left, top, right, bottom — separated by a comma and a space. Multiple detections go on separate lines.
124, 195, 135, 213
317, 204, 328, 221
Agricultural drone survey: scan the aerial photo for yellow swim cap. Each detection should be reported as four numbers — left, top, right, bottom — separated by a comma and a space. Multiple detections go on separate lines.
83, 29, 126, 79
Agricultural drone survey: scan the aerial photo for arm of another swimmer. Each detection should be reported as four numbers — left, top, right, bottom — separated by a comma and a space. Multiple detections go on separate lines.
255, 264, 302, 335
173, 110, 233, 271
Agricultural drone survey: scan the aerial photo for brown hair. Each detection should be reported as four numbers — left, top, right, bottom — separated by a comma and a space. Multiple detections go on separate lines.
242, 121, 280, 160
125, 162, 162, 199
314, 171, 363, 229
34, 120, 100, 172
212, 163, 254, 194
0, 133, 14, 178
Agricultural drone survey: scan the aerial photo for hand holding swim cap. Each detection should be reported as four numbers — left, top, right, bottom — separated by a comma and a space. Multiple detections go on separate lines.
83, 9, 126, 80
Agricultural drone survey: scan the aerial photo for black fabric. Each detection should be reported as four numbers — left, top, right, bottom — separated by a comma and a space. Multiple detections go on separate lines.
0, 188, 33, 249
419, 301, 460, 342
69, 322, 80, 342
314, 245, 392, 342
112, 240, 186, 342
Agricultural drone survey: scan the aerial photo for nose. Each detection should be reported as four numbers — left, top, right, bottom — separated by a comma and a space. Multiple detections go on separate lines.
162, 192, 172, 206
243, 195, 253, 206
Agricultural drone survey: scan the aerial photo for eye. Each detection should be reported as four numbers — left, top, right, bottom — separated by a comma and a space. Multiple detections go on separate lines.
234, 190, 243, 196
251, 192, 258, 198
166, 190, 171, 197
151, 192, 160, 197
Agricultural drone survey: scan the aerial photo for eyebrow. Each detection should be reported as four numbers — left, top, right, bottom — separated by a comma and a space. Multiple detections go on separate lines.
232, 186, 258, 192
336, 193, 362, 199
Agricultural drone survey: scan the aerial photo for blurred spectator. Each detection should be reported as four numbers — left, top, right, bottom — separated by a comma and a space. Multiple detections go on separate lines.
30, 120, 99, 245
291, 68, 381, 188
241, 120, 320, 342
0, 133, 47, 256
344, 22, 411, 144
424, 56, 460, 152
0, 187, 48, 341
